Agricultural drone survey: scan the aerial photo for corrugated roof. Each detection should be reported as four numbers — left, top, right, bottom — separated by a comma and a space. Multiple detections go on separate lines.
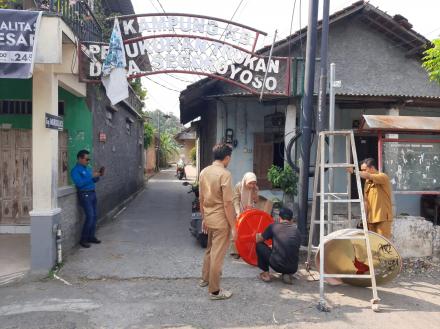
337, 92, 440, 100
258, 1, 429, 55
360, 115, 440, 132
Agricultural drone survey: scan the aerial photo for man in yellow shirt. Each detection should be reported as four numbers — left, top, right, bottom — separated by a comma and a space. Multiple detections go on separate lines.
350, 158, 393, 239
199, 143, 236, 300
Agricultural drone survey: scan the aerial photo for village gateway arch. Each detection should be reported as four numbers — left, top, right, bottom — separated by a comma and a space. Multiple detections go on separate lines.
79, 13, 291, 96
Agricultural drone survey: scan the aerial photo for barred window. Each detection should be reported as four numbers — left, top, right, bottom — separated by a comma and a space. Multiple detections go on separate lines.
0, 100, 65, 116
0, 100, 32, 115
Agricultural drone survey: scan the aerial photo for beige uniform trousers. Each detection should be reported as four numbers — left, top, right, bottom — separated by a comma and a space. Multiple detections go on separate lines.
367, 221, 392, 239
202, 227, 231, 293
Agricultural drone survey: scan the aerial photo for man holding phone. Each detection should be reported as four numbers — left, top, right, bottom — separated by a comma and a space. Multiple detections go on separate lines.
71, 150, 105, 248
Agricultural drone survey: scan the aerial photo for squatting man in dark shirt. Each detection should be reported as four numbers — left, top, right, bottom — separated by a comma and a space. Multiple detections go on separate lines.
255, 208, 301, 284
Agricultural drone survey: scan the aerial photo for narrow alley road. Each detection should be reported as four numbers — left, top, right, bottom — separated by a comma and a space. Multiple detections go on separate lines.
1, 169, 440, 329
61, 168, 255, 280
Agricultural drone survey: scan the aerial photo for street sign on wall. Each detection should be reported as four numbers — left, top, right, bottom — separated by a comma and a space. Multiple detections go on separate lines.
45, 113, 64, 131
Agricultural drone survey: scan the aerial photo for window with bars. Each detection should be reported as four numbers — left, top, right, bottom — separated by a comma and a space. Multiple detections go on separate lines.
0, 100, 32, 115
0, 100, 65, 116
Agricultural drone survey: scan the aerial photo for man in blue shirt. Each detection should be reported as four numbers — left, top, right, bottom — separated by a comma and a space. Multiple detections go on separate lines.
71, 150, 104, 248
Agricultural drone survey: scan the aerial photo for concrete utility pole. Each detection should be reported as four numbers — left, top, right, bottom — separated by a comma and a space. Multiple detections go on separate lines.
297, 0, 320, 244
317, 0, 330, 133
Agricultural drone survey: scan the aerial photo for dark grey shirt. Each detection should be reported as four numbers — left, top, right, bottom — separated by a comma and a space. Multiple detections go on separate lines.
262, 223, 300, 272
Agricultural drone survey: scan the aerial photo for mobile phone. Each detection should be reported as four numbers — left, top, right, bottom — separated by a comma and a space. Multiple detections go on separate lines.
99, 166, 105, 174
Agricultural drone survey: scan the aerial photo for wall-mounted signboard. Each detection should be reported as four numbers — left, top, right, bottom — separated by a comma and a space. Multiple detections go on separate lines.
45, 113, 64, 131
0, 9, 42, 79
383, 141, 440, 193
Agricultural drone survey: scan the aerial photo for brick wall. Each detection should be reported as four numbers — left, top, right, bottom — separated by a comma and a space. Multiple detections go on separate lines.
145, 144, 156, 173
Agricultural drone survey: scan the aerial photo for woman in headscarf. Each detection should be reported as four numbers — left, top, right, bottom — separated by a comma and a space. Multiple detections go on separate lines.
230, 172, 259, 258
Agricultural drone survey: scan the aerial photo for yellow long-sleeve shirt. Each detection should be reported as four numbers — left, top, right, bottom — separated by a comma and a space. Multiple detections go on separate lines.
364, 172, 393, 223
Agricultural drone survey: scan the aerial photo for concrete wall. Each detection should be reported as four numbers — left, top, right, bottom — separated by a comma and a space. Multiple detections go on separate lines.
392, 216, 439, 258
215, 99, 281, 185
145, 144, 156, 174
88, 85, 144, 222
58, 187, 82, 255
177, 140, 196, 165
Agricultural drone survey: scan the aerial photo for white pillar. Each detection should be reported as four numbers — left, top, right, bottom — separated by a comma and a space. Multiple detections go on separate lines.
284, 103, 297, 165
386, 106, 400, 140
32, 65, 59, 210
196, 137, 200, 177
30, 64, 61, 273
386, 105, 400, 218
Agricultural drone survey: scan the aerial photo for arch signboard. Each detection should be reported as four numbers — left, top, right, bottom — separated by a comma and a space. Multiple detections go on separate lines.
79, 13, 291, 95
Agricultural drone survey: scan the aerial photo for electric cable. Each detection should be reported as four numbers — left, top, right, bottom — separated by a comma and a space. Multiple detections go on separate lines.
145, 77, 181, 92
288, 0, 298, 60
154, 0, 205, 80
218, 0, 245, 41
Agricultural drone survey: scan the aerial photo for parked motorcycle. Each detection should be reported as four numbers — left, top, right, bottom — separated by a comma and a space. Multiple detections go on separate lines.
183, 181, 207, 248
177, 165, 186, 180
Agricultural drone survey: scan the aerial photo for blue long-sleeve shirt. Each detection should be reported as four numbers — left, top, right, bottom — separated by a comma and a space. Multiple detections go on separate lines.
71, 163, 99, 191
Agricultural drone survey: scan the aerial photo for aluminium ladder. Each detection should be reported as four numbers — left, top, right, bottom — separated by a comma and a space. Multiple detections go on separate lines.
305, 130, 380, 312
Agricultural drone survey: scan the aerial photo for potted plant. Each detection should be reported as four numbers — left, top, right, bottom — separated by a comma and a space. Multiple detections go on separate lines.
267, 164, 298, 202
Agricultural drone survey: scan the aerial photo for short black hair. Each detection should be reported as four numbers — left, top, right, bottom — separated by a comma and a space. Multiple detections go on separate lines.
279, 207, 294, 220
213, 143, 232, 161
77, 149, 90, 159
361, 158, 376, 168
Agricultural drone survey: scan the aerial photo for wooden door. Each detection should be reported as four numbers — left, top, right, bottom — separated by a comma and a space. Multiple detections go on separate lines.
58, 132, 69, 187
253, 133, 273, 189
1, 129, 16, 224
0, 129, 32, 225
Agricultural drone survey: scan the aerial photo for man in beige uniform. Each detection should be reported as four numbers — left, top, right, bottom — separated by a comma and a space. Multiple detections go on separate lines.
199, 143, 236, 300
349, 158, 393, 238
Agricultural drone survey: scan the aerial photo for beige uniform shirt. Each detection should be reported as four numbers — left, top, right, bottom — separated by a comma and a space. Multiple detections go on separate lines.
364, 172, 393, 223
199, 162, 233, 229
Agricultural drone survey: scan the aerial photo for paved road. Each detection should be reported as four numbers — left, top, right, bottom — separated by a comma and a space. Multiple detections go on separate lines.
1, 169, 440, 329
61, 168, 255, 280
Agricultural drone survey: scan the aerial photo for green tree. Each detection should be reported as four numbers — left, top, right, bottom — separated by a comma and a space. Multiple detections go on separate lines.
159, 132, 179, 166
267, 165, 298, 198
190, 146, 197, 164
0, 0, 20, 9
130, 78, 147, 101
144, 122, 154, 149
147, 110, 183, 135
422, 39, 440, 83
93, 0, 121, 40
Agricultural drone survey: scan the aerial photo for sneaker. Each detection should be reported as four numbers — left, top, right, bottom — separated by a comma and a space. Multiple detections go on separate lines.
80, 241, 91, 248
210, 289, 232, 300
89, 237, 101, 244
198, 280, 209, 287
282, 274, 293, 285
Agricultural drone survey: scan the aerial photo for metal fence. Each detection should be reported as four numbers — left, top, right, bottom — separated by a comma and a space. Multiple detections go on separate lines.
37, 0, 103, 42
